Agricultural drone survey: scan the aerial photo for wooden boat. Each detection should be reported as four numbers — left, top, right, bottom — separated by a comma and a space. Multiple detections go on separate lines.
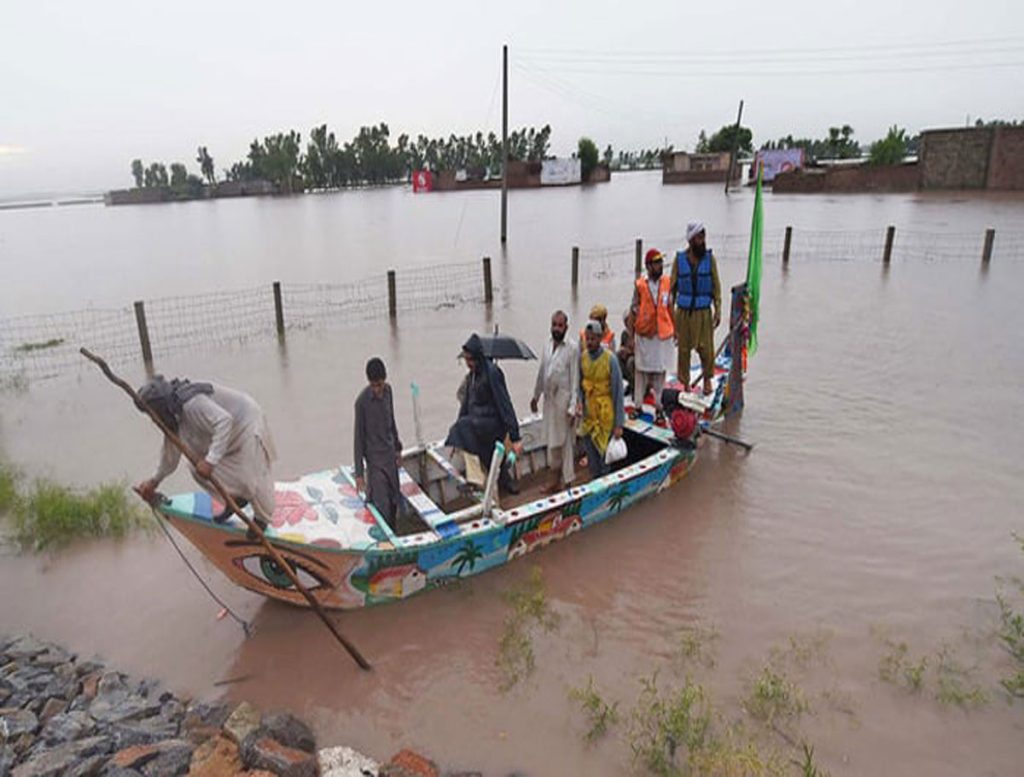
157, 286, 750, 610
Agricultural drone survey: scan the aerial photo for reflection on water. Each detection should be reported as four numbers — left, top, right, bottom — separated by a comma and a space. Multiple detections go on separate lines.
2, 176, 1024, 775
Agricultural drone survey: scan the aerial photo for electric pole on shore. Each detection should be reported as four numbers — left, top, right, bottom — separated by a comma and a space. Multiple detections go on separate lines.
501, 44, 508, 243
726, 99, 744, 194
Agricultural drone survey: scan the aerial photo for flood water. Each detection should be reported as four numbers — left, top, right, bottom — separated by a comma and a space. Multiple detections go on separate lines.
2, 172, 1024, 775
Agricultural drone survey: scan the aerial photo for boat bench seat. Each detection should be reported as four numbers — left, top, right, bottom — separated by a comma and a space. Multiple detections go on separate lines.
399, 467, 461, 539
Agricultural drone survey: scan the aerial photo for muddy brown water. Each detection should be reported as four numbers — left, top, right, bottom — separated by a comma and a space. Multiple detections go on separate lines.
2, 174, 1024, 774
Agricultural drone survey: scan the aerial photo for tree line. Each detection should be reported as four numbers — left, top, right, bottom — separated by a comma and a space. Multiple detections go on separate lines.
128, 124, 555, 192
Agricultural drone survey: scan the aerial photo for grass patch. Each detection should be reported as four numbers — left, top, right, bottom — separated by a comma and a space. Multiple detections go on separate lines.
7, 476, 147, 551
14, 337, 65, 353
744, 665, 809, 729
878, 640, 928, 692
496, 566, 559, 690
568, 675, 620, 742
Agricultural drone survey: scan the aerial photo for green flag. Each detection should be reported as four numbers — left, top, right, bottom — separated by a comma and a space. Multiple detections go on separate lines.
745, 164, 764, 356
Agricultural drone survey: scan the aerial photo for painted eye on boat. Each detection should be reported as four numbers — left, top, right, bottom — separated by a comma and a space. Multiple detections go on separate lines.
237, 555, 327, 591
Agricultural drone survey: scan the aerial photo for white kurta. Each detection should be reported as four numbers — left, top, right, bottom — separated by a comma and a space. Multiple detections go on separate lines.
152, 384, 277, 518
532, 337, 580, 483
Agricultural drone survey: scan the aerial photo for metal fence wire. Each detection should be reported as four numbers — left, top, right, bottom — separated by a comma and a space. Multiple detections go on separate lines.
1, 260, 489, 385
3, 229, 1021, 385
578, 227, 1024, 281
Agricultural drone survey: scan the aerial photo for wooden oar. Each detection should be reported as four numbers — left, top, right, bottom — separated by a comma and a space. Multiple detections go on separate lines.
80, 348, 372, 671
701, 425, 754, 452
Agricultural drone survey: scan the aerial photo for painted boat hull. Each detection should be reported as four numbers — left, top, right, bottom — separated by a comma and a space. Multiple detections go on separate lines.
161, 433, 696, 610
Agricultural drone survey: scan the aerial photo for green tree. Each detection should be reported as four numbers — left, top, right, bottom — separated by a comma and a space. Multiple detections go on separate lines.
195, 146, 215, 184
169, 163, 188, 191
824, 125, 859, 159
869, 125, 908, 166
703, 124, 754, 156
144, 162, 168, 188
130, 159, 144, 188
578, 137, 599, 180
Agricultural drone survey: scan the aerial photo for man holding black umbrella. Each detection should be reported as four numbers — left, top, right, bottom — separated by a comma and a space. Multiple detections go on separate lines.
446, 333, 524, 495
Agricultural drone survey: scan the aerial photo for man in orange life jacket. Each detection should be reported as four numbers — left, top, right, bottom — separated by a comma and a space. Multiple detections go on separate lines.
629, 248, 675, 425
670, 222, 721, 395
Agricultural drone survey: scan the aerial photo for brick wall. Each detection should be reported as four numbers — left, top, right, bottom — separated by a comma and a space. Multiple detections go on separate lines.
919, 128, 992, 189
772, 164, 918, 193
987, 127, 1024, 190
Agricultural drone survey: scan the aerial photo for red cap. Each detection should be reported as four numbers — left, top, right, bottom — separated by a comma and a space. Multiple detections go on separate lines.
644, 248, 664, 265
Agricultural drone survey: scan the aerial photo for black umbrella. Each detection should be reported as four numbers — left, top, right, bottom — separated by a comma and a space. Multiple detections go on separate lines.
476, 335, 537, 360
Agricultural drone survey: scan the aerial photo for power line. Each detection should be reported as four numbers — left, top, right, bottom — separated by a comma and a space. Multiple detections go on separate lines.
518, 36, 1024, 58
516, 59, 1024, 79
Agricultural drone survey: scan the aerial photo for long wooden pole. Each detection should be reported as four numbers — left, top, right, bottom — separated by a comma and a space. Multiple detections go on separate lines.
79, 348, 372, 671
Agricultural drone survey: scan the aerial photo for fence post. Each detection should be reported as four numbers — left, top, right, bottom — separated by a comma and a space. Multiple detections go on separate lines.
387, 270, 397, 318
634, 238, 643, 279
482, 256, 493, 304
571, 246, 579, 290
783, 226, 792, 266
133, 300, 153, 367
982, 228, 995, 266
272, 281, 285, 336
882, 225, 895, 265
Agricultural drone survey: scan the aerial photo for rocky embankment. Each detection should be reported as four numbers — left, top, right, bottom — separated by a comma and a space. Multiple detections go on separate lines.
0, 634, 470, 777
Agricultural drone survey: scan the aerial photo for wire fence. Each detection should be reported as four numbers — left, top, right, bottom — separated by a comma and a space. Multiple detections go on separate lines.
3, 227, 1021, 386
0, 260, 488, 385
577, 226, 1024, 281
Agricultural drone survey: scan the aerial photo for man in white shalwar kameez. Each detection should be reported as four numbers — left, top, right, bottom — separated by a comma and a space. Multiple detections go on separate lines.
135, 376, 277, 526
630, 249, 676, 425
530, 311, 580, 492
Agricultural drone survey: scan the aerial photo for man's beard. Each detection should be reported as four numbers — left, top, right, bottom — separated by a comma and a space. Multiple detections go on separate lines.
551, 328, 565, 342
649, 269, 662, 279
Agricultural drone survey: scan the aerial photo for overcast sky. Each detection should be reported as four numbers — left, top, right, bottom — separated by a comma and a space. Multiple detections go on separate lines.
1, 0, 1020, 196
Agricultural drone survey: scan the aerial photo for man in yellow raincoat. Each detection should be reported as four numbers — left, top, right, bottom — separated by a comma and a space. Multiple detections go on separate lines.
575, 320, 626, 478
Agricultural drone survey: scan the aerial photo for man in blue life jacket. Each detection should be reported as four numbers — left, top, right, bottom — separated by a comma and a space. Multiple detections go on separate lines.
669, 222, 722, 395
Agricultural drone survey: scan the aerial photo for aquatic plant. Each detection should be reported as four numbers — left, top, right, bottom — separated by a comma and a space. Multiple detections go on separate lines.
878, 640, 928, 692
744, 665, 809, 728
996, 532, 1024, 699
0, 371, 29, 394
7, 476, 148, 551
14, 337, 65, 352
791, 743, 830, 777
933, 644, 987, 709
568, 675, 620, 742
496, 566, 559, 690
628, 672, 712, 775
675, 623, 720, 670
628, 673, 787, 776
0, 461, 18, 516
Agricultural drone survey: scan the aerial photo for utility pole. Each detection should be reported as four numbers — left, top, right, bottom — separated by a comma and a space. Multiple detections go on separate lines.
501, 44, 509, 244
725, 98, 744, 195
